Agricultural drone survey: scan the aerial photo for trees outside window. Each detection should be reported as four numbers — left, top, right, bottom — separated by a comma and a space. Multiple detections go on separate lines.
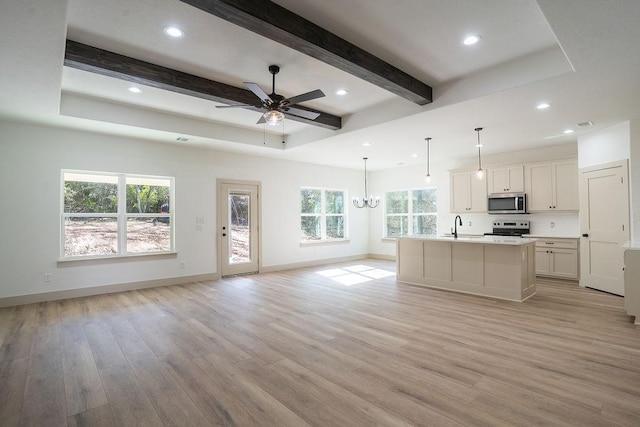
385, 188, 437, 237
301, 188, 346, 241
62, 171, 174, 258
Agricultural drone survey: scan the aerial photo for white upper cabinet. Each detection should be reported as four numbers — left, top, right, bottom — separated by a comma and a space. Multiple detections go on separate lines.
525, 159, 579, 211
488, 165, 524, 194
450, 171, 487, 213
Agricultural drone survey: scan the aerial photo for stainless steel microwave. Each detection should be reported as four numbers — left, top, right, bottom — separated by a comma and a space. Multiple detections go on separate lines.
487, 193, 527, 214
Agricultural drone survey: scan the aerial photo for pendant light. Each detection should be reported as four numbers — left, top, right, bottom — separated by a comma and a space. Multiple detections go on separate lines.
353, 157, 380, 208
475, 127, 484, 180
425, 137, 432, 183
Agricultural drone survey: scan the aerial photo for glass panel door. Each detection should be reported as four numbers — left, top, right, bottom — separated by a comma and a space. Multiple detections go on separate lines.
228, 191, 251, 264
219, 181, 259, 276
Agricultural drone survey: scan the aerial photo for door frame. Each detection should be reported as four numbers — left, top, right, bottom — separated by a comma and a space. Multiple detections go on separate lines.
217, 179, 262, 277
579, 159, 630, 294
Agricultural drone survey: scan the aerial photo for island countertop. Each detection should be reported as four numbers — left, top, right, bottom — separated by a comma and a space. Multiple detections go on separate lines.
404, 235, 537, 246
397, 236, 536, 301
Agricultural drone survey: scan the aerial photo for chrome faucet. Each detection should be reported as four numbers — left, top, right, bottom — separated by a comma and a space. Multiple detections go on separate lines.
453, 215, 462, 238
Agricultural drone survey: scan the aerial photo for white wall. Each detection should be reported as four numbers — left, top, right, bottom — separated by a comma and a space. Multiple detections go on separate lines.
0, 120, 369, 299
629, 119, 640, 241
577, 121, 630, 169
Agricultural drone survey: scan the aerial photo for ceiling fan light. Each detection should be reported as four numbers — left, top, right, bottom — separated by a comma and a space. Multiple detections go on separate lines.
264, 110, 284, 126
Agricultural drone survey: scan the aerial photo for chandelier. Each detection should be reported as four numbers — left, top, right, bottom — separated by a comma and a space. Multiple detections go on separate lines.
353, 157, 380, 208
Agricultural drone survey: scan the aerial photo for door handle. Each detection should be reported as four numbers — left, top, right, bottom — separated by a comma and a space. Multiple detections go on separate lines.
582, 233, 589, 237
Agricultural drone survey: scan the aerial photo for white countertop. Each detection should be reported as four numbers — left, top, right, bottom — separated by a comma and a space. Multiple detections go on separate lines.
400, 236, 537, 246
622, 241, 640, 250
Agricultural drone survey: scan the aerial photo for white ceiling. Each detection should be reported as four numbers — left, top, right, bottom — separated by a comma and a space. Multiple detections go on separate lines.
2, 0, 640, 170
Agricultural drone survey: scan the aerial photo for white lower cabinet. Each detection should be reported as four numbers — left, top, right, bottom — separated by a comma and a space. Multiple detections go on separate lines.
535, 238, 579, 280
624, 248, 640, 324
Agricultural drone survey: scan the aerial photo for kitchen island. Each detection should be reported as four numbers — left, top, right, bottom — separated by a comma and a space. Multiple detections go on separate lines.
397, 236, 537, 302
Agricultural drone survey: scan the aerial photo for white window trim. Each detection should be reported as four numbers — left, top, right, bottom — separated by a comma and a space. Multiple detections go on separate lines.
384, 188, 437, 238
300, 187, 348, 242
61, 170, 175, 260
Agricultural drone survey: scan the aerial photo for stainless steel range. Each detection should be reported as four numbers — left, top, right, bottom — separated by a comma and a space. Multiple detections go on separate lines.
484, 220, 530, 237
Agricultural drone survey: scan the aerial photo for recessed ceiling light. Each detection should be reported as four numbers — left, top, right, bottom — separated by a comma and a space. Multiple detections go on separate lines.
336, 89, 348, 96
128, 87, 142, 93
563, 129, 574, 134
411, 153, 418, 158
164, 26, 184, 38
362, 142, 371, 147
537, 103, 551, 109
463, 34, 481, 46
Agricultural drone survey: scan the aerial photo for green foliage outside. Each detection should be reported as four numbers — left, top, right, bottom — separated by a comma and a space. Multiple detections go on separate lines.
385, 189, 437, 237
300, 188, 345, 240
412, 189, 437, 213
229, 193, 249, 226
386, 191, 408, 214
300, 189, 322, 214
64, 181, 170, 214
126, 184, 170, 214
64, 181, 118, 213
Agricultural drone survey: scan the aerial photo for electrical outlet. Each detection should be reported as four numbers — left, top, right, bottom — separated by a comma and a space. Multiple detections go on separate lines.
43, 273, 52, 283
468, 221, 472, 227
180, 261, 186, 269
550, 221, 555, 229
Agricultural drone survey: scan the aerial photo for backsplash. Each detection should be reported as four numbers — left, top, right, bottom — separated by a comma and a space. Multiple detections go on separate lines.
440, 211, 579, 237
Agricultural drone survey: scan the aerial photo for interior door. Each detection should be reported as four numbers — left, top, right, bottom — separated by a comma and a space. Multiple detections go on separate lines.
579, 160, 629, 295
218, 181, 260, 276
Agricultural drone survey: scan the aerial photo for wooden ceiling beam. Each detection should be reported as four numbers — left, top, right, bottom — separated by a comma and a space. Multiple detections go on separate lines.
179, 0, 433, 105
64, 40, 342, 130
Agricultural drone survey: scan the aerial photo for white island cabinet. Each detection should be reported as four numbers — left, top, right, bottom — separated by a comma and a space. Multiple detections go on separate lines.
623, 243, 640, 324
397, 236, 536, 302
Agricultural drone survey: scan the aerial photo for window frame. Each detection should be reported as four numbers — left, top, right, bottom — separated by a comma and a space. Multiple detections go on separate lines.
60, 170, 175, 260
300, 186, 348, 243
384, 187, 437, 238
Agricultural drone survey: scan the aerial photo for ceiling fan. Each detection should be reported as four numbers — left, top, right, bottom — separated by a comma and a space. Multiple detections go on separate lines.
216, 65, 325, 126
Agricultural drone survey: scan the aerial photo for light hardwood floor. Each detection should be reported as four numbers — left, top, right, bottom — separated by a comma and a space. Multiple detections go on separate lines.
1, 259, 639, 426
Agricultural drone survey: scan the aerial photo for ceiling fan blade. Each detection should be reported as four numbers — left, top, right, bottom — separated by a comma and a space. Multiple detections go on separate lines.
215, 104, 256, 109
285, 107, 321, 120
286, 89, 325, 106
244, 82, 272, 103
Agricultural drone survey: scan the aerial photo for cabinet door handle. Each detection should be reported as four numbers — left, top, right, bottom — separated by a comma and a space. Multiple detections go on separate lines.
582, 233, 589, 237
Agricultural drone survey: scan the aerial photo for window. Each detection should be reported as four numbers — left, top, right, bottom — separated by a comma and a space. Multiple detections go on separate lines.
62, 171, 174, 258
385, 188, 437, 237
300, 187, 346, 241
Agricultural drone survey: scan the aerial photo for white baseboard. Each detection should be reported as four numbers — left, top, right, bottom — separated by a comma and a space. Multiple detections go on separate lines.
0, 273, 218, 308
260, 253, 394, 273
367, 253, 396, 261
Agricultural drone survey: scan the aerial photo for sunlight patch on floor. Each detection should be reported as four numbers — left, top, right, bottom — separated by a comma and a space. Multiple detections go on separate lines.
315, 264, 395, 286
